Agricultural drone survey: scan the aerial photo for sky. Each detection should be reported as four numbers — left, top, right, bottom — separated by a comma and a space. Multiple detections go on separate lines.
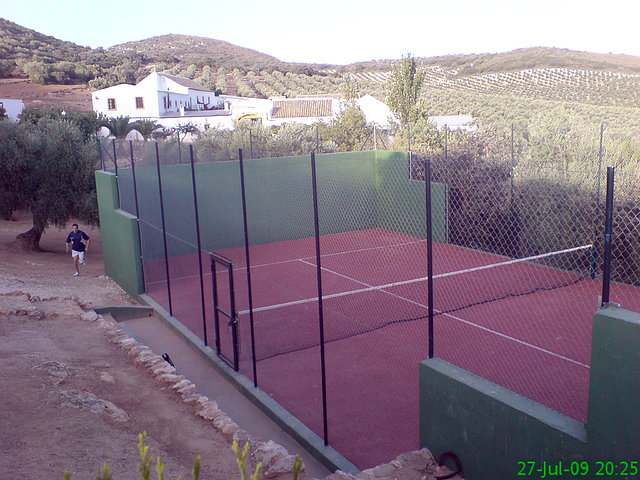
2, 0, 640, 65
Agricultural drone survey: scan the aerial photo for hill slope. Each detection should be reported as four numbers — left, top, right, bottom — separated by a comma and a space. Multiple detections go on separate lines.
109, 34, 285, 69
2, 18, 640, 131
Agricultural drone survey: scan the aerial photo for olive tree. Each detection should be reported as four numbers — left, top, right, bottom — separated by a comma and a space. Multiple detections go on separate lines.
0, 118, 98, 250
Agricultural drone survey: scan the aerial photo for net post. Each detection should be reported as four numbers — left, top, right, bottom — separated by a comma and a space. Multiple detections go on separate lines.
210, 256, 221, 354
155, 142, 173, 316
310, 151, 329, 446
601, 166, 615, 305
189, 144, 208, 346
112, 139, 118, 175
129, 140, 145, 289
97, 138, 105, 171
425, 157, 435, 359
238, 148, 259, 387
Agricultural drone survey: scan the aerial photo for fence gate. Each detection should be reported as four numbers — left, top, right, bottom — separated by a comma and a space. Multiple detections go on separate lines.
210, 252, 240, 370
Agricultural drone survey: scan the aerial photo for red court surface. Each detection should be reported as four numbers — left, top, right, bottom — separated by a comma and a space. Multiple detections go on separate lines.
142, 229, 640, 469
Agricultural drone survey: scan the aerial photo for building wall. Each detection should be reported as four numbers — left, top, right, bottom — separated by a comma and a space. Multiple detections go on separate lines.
0, 98, 24, 121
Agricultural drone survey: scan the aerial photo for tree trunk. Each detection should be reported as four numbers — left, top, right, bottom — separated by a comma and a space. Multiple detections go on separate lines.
15, 227, 43, 251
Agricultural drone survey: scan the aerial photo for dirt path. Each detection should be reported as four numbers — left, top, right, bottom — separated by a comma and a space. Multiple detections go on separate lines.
0, 213, 244, 479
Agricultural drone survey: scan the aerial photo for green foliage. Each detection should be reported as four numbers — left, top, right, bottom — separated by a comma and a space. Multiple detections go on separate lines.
101, 116, 136, 139
386, 53, 426, 131
18, 107, 100, 140
131, 119, 164, 141
231, 440, 262, 480
320, 105, 369, 151
194, 121, 339, 160
0, 117, 98, 246
62, 433, 274, 480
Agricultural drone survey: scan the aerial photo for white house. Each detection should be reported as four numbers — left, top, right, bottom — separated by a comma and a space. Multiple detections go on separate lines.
428, 114, 478, 132
92, 72, 232, 131
354, 94, 394, 129
267, 96, 339, 127
91, 72, 403, 134
0, 98, 25, 122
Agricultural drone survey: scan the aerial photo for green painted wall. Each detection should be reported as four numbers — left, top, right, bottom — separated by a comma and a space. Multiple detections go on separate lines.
375, 151, 447, 242
420, 306, 640, 480
95, 170, 144, 296
587, 306, 640, 460
115, 152, 447, 261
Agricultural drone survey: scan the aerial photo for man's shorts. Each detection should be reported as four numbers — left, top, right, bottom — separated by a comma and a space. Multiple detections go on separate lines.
71, 250, 86, 264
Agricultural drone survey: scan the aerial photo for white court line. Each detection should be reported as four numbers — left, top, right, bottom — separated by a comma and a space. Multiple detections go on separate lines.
240, 244, 593, 313
234, 238, 428, 271
238, 251, 592, 369
144, 238, 427, 285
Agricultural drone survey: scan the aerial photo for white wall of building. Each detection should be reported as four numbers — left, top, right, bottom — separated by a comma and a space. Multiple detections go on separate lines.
0, 98, 25, 121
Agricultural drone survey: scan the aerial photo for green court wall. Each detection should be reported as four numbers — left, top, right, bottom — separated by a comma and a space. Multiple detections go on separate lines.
419, 305, 640, 480
113, 151, 447, 261
95, 171, 144, 296
375, 151, 447, 243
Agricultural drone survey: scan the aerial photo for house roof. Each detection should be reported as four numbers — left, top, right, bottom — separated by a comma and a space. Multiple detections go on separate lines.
160, 73, 212, 92
271, 98, 333, 119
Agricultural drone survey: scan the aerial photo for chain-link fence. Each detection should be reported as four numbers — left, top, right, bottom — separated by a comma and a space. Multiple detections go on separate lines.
100, 126, 640, 469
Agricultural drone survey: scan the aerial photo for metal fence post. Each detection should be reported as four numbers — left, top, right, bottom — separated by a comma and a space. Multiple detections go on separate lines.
189, 145, 208, 345
601, 166, 615, 305
425, 157, 435, 358
129, 141, 145, 289
155, 143, 173, 316
238, 148, 259, 387
310, 151, 329, 446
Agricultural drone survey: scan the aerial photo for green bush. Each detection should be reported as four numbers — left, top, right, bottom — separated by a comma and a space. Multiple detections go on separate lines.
63, 432, 303, 480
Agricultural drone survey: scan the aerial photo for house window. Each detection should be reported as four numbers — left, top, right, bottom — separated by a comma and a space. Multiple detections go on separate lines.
135, 97, 144, 109
107, 98, 116, 110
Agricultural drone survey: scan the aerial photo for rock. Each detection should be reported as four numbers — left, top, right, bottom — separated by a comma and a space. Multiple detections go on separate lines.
320, 472, 356, 480
196, 406, 221, 421
99, 372, 116, 384
221, 422, 240, 435
371, 464, 396, 478
59, 389, 129, 422
152, 364, 177, 376
35, 361, 71, 382
254, 440, 289, 468
155, 373, 183, 384
265, 455, 304, 479
80, 311, 99, 321
392, 450, 433, 471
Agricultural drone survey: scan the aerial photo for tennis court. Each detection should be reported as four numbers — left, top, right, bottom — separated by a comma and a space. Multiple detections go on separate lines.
102, 141, 640, 469
140, 227, 640, 468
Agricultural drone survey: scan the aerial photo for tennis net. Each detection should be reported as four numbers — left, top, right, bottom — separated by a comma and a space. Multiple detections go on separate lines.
239, 244, 595, 362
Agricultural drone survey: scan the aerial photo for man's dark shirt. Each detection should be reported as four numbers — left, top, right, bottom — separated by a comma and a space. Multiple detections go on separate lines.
66, 230, 89, 252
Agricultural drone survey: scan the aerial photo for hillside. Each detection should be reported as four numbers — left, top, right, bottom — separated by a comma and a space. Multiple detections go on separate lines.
2, 17, 640, 132
344, 47, 640, 76
109, 34, 287, 69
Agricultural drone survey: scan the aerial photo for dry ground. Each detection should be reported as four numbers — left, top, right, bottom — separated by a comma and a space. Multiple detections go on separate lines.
0, 213, 243, 479
0, 78, 92, 112
0, 213, 460, 480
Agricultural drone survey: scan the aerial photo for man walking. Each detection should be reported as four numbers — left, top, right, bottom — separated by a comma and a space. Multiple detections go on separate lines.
65, 223, 90, 276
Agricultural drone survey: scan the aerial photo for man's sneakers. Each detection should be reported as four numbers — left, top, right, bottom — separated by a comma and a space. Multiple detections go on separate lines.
73, 272, 80, 276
